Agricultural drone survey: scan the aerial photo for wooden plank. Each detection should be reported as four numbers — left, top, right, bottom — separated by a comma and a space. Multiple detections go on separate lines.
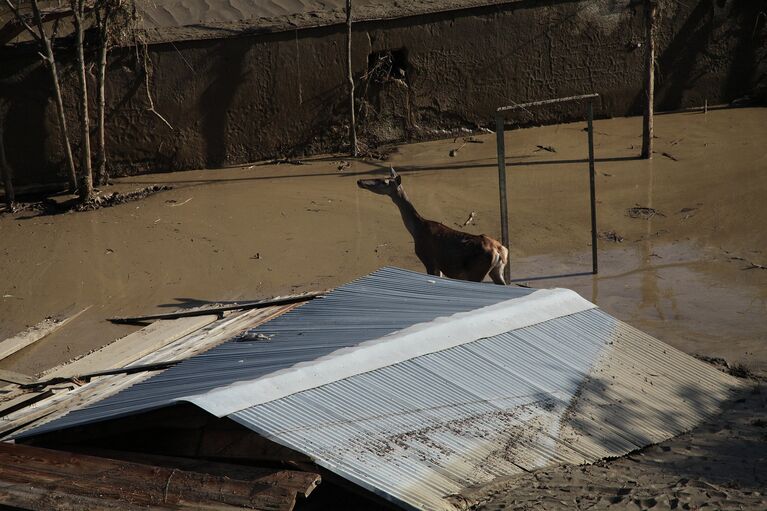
0, 369, 36, 385
7, 306, 294, 439
108, 291, 325, 324
0, 443, 296, 510
0, 390, 54, 418
0, 480, 178, 511
70, 447, 321, 498
42, 315, 218, 379
0, 307, 90, 361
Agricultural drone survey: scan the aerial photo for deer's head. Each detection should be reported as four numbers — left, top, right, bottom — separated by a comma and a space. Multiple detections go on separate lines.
357, 167, 402, 196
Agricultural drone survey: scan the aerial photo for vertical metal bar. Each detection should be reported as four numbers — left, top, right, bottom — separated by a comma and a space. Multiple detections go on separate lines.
587, 101, 598, 274
496, 113, 510, 284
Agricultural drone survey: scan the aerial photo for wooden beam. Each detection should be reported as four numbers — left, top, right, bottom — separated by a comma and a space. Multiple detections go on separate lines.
0, 307, 90, 361
108, 291, 325, 324
6, 307, 291, 439
42, 315, 218, 379
0, 389, 55, 417
0, 442, 298, 510
68, 447, 321, 498
0, 369, 36, 385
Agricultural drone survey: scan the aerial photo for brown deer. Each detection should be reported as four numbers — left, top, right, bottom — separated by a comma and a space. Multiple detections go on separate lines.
357, 168, 508, 284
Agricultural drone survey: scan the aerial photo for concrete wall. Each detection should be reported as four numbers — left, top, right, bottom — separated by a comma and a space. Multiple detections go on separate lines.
1, 0, 765, 187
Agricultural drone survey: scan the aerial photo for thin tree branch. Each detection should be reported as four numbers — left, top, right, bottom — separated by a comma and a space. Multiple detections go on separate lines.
142, 42, 174, 130
3, 0, 42, 43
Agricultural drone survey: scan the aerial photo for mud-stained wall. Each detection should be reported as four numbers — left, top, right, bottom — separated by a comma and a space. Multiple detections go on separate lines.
1, 0, 765, 186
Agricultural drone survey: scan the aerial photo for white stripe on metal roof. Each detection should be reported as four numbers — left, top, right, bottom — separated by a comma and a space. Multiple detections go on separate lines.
229, 309, 744, 511
17, 267, 745, 511
184, 288, 595, 416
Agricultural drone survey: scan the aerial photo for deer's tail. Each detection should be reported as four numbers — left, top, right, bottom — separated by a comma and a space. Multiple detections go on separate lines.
492, 243, 508, 270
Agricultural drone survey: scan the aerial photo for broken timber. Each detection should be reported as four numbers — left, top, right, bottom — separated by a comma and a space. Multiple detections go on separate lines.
66, 447, 321, 499
0, 307, 90, 361
41, 314, 218, 379
0, 442, 308, 511
2, 306, 295, 439
108, 290, 325, 324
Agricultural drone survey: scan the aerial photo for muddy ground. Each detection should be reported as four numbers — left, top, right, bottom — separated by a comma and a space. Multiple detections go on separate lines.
1, 107, 765, 507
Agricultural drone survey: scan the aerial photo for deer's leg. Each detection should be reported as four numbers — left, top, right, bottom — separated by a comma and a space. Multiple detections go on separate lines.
488, 264, 506, 285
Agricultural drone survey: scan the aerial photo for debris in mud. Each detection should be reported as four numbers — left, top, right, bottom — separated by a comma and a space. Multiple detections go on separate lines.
728, 363, 756, 379
449, 141, 466, 157
456, 211, 476, 227
267, 158, 304, 165
661, 152, 679, 161
726, 254, 767, 270
335, 160, 351, 172
76, 186, 172, 212
693, 355, 760, 380
166, 198, 192, 207
598, 230, 624, 243
677, 206, 700, 220
627, 206, 665, 219
534, 145, 557, 153
635, 229, 669, 241
449, 136, 485, 157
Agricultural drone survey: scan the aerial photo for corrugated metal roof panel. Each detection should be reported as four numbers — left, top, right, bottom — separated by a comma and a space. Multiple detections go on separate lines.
230, 308, 743, 510
20, 267, 745, 511
21, 267, 535, 437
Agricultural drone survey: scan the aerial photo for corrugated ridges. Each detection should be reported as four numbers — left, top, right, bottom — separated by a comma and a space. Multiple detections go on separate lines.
22, 267, 533, 438
230, 309, 743, 511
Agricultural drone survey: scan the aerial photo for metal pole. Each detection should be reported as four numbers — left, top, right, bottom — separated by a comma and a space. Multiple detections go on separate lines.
496, 113, 510, 284
641, 0, 656, 159
587, 101, 598, 274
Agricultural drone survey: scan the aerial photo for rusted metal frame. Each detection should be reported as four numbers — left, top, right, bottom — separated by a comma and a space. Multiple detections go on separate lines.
495, 113, 511, 284
496, 93, 600, 112
495, 93, 600, 282
587, 99, 598, 274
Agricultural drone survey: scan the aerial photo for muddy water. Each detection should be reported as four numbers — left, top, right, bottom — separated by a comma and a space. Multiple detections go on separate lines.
1, 107, 765, 376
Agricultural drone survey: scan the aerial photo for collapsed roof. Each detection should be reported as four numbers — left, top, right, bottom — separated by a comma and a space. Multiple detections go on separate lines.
19, 267, 744, 510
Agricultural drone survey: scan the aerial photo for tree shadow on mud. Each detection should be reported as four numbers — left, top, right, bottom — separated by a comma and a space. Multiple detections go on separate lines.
551, 362, 765, 491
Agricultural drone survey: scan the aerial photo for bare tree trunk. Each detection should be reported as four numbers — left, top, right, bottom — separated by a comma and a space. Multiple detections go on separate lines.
345, 0, 357, 157
641, 0, 656, 160
71, 0, 93, 202
0, 123, 15, 211
95, 5, 110, 186
27, 0, 79, 192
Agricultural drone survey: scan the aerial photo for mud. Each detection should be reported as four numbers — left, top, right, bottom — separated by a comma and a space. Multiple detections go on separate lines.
0, 107, 765, 381
468, 384, 767, 511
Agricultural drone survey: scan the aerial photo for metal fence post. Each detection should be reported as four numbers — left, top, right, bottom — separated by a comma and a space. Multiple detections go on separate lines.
587, 100, 598, 274
496, 113, 511, 284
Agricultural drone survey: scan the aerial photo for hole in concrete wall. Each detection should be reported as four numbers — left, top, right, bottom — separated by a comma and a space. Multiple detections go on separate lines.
366, 49, 408, 84
360, 48, 413, 145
